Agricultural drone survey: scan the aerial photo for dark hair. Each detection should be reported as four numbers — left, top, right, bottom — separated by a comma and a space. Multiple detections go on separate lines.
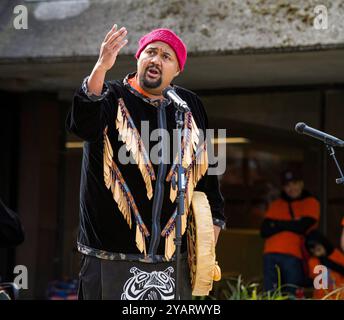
305, 230, 334, 256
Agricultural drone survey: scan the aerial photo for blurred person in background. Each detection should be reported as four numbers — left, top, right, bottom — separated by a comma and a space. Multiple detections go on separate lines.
305, 230, 344, 299
260, 168, 320, 295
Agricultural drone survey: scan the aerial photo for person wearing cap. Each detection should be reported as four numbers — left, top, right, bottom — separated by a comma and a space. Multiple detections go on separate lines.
66, 26, 225, 300
260, 169, 320, 295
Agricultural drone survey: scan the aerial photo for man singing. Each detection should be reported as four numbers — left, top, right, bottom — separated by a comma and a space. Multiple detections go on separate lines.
66, 26, 225, 300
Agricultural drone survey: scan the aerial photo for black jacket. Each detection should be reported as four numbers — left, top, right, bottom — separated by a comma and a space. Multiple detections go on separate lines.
66, 74, 225, 259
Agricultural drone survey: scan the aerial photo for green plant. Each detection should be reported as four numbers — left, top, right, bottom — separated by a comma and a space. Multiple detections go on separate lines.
207, 265, 295, 300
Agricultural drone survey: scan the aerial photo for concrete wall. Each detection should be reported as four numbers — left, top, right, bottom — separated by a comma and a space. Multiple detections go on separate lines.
0, 0, 343, 59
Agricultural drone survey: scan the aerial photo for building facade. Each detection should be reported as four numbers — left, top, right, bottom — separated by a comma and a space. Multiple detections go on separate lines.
0, 0, 344, 298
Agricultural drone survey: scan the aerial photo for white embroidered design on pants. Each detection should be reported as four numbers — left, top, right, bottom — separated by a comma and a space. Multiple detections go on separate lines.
121, 266, 175, 300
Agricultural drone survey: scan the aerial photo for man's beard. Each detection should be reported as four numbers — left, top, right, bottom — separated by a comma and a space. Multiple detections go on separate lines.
140, 68, 162, 89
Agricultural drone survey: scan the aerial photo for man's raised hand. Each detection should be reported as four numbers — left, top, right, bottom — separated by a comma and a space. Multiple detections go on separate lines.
87, 24, 128, 95
97, 24, 128, 72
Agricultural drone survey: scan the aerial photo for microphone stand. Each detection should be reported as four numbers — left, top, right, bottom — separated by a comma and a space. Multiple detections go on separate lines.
173, 103, 188, 300
326, 144, 344, 184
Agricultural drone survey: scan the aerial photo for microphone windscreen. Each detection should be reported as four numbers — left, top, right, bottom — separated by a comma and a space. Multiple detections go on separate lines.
295, 122, 306, 134
162, 87, 172, 99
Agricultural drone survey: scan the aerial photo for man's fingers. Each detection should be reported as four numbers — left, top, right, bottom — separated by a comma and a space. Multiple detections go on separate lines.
108, 27, 127, 46
110, 30, 127, 49
104, 24, 117, 42
113, 39, 128, 54
106, 27, 127, 46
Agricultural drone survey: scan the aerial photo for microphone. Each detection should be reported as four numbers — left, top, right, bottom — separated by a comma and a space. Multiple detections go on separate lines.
295, 122, 344, 147
162, 87, 190, 112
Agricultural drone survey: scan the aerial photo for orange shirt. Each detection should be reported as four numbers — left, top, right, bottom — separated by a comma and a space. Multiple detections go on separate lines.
127, 75, 164, 101
263, 196, 320, 259
308, 249, 344, 299
341, 217, 344, 227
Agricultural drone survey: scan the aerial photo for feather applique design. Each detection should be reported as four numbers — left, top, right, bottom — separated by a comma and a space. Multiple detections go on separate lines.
116, 98, 156, 200
103, 126, 150, 255
162, 112, 209, 260
166, 112, 201, 203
